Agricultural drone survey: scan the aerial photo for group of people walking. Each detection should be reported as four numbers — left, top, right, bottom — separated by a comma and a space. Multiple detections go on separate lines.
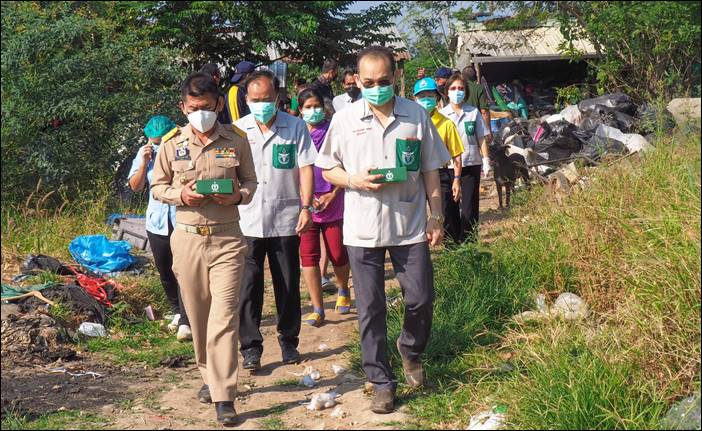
129, 45, 492, 424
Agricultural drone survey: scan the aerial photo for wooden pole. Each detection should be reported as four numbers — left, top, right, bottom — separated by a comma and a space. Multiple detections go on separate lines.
474, 61, 482, 84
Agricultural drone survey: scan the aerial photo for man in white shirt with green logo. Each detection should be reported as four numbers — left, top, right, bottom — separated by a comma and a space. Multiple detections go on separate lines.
316, 45, 450, 414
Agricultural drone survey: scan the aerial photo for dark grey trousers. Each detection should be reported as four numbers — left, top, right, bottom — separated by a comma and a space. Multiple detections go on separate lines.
347, 242, 434, 388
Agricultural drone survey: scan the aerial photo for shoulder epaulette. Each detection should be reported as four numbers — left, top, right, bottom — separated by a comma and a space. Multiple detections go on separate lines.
228, 124, 248, 139
161, 127, 180, 143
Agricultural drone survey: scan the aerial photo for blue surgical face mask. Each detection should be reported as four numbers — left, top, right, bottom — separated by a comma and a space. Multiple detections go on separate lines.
248, 101, 277, 124
416, 97, 437, 112
449, 89, 465, 105
361, 85, 394, 106
302, 107, 325, 125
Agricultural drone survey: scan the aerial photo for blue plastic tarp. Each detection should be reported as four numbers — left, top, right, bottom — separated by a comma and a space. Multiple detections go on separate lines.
68, 235, 135, 275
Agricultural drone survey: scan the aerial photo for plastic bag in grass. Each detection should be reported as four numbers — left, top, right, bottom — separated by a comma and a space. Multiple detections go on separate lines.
69, 235, 135, 275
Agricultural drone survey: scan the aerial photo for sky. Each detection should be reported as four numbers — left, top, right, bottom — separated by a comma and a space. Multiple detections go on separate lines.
346, 1, 477, 37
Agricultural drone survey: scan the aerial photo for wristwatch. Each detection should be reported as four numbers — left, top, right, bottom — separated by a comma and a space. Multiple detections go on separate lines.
429, 214, 445, 224
453, 175, 461, 180
301, 205, 313, 212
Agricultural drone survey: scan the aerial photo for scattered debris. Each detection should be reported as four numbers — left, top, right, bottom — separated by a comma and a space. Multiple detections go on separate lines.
1, 310, 77, 366
301, 375, 317, 388
330, 406, 347, 419
68, 234, 135, 276
551, 292, 589, 321
159, 355, 191, 368
659, 392, 701, 430
331, 364, 346, 376
48, 368, 103, 378
302, 366, 321, 380
317, 343, 331, 352
467, 405, 507, 430
535, 293, 548, 314
666, 98, 701, 127
297, 366, 322, 387
77, 322, 107, 337
307, 392, 338, 411
144, 305, 155, 321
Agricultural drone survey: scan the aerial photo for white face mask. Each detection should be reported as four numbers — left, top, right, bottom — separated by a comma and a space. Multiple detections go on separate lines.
187, 109, 217, 133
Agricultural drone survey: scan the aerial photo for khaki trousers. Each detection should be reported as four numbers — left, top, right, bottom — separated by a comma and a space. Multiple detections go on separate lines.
170, 225, 247, 402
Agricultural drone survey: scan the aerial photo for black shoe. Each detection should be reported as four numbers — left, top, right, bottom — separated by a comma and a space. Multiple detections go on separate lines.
242, 349, 262, 370
215, 401, 237, 425
281, 343, 300, 364
197, 384, 212, 403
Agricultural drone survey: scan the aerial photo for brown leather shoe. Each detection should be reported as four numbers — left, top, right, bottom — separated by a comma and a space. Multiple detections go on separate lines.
397, 339, 425, 388
370, 385, 396, 414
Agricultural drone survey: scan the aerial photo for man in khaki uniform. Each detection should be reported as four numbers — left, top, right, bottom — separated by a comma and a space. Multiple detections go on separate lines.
151, 72, 257, 425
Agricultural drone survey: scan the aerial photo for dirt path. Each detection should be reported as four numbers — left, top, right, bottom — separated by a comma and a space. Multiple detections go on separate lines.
106, 185, 504, 430
107, 274, 407, 430
2, 183, 506, 430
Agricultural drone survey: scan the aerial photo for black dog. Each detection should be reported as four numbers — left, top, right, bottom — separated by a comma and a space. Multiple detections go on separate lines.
488, 144, 530, 209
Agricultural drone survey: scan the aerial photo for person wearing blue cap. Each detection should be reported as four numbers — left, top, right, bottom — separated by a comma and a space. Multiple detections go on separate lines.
413, 77, 465, 243
219, 60, 255, 124
434, 66, 453, 107
128, 115, 192, 341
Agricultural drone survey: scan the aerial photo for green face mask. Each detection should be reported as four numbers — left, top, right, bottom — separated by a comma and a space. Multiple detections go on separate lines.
416, 97, 437, 112
302, 107, 325, 125
361, 85, 394, 106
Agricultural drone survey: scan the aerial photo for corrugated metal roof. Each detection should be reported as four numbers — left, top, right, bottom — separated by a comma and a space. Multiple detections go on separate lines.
456, 26, 598, 63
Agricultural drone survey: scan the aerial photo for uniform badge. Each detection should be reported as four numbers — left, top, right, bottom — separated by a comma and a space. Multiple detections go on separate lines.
401, 150, 415, 166
278, 150, 290, 164
175, 145, 190, 161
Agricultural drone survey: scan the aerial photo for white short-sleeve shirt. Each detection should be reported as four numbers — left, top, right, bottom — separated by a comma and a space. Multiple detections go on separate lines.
235, 111, 318, 238
316, 97, 450, 248
332, 93, 354, 113
439, 104, 487, 166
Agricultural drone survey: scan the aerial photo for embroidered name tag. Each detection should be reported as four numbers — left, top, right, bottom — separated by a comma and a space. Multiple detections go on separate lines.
352, 127, 372, 136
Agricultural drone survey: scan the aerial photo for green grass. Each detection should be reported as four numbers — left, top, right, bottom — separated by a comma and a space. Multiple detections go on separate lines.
258, 417, 287, 430
255, 403, 291, 430
351, 128, 701, 429
0, 409, 111, 430
273, 378, 299, 387
81, 320, 193, 367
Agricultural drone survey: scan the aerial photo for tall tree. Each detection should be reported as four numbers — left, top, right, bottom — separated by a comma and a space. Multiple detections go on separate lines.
116, 1, 403, 74
1, 1, 185, 202
402, 1, 460, 70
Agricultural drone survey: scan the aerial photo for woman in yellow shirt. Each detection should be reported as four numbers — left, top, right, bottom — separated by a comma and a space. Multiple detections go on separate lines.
413, 77, 465, 243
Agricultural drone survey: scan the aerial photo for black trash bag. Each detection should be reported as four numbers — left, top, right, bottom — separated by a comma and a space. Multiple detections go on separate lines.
498, 119, 534, 149
18, 283, 107, 325
578, 92, 636, 115
578, 135, 628, 160
579, 105, 635, 132
21, 254, 74, 276
635, 102, 676, 134
534, 120, 583, 161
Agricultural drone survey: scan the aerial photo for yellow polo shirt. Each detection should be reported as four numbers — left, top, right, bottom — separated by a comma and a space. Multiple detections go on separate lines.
430, 109, 464, 159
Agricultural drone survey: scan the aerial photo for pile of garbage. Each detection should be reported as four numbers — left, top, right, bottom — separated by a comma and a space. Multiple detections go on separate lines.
491, 92, 665, 179
1, 248, 137, 367
1, 308, 77, 367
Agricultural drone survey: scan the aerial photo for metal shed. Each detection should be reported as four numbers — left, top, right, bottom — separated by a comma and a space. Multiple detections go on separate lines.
455, 23, 598, 83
